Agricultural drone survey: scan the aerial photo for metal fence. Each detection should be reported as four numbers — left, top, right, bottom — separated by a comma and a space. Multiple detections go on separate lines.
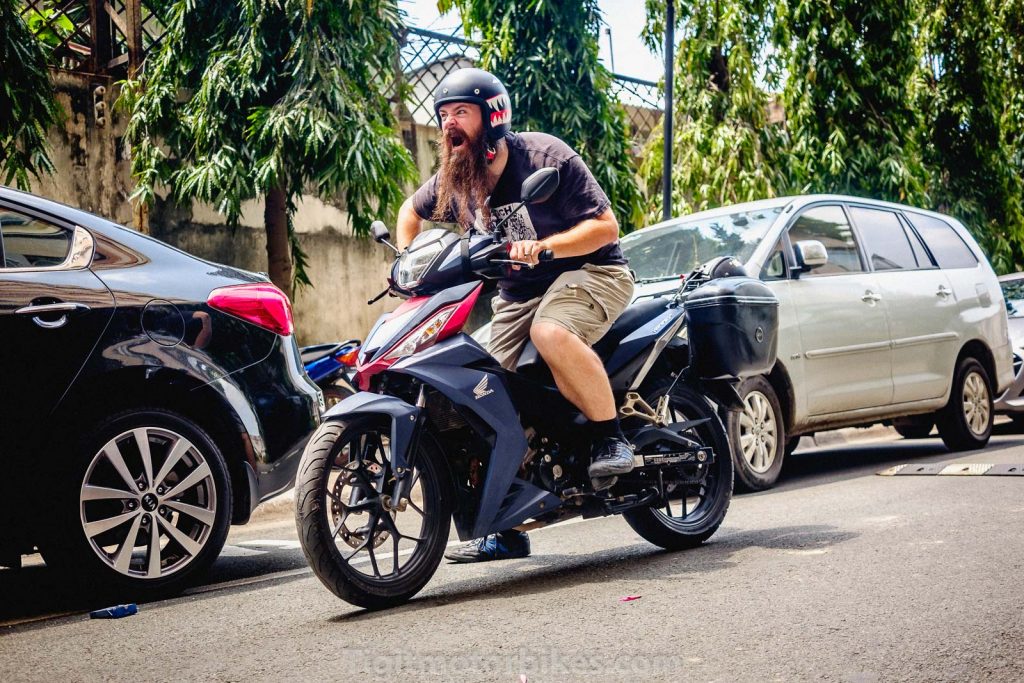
19, 0, 165, 76
399, 27, 661, 147
20, 7, 661, 146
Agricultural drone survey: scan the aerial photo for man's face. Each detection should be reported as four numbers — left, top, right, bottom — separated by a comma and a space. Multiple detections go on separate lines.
438, 101, 484, 153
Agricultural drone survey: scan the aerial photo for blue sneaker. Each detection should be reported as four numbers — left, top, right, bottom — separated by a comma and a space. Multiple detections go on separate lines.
444, 529, 531, 563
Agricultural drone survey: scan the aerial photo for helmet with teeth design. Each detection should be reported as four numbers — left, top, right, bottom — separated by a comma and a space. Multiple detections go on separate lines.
433, 67, 512, 143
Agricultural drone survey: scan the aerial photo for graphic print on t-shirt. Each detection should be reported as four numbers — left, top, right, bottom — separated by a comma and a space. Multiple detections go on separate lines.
475, 203, 537, 241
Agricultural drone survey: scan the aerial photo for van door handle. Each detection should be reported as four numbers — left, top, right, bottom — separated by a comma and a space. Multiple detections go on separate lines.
861, 291, 881, 303
936, 285, 952, 299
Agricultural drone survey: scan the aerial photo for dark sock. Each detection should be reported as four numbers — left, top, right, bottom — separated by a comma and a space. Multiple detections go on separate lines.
591, 417, 625, 442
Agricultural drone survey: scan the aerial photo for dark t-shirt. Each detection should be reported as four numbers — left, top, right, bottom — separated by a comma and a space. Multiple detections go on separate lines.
412, 131, 627, 301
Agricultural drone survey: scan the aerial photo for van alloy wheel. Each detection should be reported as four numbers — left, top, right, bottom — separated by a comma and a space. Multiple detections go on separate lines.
739, 390, 778, 474
79, 426, 218, 580
962, 370, 991, 437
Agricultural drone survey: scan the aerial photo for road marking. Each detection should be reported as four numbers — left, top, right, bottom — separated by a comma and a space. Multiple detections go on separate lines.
878, 463, 1024, 476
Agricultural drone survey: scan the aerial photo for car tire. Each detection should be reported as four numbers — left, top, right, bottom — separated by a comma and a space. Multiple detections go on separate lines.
727, 376, 786, 492
41, 408, 232, 598
892, 416, 935, 439
937, 357, 993, 451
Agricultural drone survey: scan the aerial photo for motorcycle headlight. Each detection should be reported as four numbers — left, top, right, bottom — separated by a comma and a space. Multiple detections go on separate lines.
397, 229, 456, 289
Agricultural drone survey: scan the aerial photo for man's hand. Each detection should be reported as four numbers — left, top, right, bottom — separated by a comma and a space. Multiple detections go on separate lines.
508, 240, 548, 270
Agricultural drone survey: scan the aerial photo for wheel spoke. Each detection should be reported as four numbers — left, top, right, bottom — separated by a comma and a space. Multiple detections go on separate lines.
134, 428, 155, 488
147, 519, 162, 578
164, 461, 212, 500
164, 499, 215, 526
82, 484, 138, 502
157, 515, 202, 556
85, 510, 140, 538
113, 514, 145, 572
153, 437, 190, 491
343, 534, 372, 563
102, 441, 138, 491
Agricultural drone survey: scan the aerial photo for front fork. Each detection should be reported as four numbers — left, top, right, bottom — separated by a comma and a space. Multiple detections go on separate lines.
384, 383, 428, 512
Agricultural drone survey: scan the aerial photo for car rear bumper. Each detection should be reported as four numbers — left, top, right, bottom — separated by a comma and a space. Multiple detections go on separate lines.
994, 351, 1024, 415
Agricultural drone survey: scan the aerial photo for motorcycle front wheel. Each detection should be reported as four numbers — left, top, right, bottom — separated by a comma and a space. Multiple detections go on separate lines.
622, 376, 734, 550
295, 416, 452, 609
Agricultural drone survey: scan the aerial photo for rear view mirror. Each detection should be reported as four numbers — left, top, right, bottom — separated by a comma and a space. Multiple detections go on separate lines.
370, 221, 391, 244
520, 167, 559, 204
794, 240, 828, 272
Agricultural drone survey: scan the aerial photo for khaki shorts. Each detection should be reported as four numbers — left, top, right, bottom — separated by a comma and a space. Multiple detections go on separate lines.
488, 263, 635, 370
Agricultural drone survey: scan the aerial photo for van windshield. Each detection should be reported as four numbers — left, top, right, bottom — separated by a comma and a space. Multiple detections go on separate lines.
621, 204, 786, 281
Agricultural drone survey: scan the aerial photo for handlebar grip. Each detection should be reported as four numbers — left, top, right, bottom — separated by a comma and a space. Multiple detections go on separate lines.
538, 249, 554, 262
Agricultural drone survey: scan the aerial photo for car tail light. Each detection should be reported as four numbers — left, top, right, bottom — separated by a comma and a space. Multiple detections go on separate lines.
208, 283, 294, 336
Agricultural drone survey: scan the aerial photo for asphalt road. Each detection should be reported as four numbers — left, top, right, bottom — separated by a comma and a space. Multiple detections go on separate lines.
2, 427, 1023, 682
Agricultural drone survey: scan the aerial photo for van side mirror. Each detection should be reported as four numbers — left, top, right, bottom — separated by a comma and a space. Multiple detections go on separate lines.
520, 167, 559, 204
370, 221, 391, 243
794, 240, 828, 273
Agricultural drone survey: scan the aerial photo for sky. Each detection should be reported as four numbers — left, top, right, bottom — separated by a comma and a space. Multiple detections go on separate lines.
398, 0, 667, 83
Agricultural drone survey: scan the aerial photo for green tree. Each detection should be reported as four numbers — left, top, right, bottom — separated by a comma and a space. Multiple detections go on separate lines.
440, 0, 645, 232
0, 0, 61, 189
639, 0, 789, 220
918, 0, 1024, 272
775, 0, 930, 203
122, 0, 416, 296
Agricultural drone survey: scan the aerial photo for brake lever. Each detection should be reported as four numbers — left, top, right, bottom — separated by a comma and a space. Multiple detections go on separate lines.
367, 286, 391, 305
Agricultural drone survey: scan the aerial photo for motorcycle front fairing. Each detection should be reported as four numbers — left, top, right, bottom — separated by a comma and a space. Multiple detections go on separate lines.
389, 335, 561, 540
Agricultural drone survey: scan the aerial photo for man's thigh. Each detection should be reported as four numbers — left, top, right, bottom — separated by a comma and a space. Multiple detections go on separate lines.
488, 294, 543, 370
533, 264, 634, 345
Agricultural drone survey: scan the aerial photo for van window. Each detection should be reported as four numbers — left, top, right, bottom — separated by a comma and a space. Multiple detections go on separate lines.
849, 206, 916, 271
760, 238, 788, 281
905, 213, 978, 269
0, 208, 73, 268
788, 205, 863, 275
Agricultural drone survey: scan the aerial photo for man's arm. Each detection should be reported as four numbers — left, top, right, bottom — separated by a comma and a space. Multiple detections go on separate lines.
508, 208, 619, 265
396, 197, 426, 250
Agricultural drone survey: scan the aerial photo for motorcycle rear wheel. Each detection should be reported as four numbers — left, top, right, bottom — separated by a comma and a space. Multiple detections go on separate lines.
622, 377, 733, 550
295, 417, 451, 609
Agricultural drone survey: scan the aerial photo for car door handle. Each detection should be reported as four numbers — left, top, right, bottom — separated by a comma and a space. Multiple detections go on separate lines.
861, 291, 881, 303
15, 302, 91, 329
936, 285, 952, 299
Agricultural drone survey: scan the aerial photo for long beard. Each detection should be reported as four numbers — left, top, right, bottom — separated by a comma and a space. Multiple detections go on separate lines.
433, 130, 491, 230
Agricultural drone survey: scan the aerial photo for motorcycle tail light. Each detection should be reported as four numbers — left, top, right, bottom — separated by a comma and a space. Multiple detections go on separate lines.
207, 283, 294, 336
337, 348, 360, 366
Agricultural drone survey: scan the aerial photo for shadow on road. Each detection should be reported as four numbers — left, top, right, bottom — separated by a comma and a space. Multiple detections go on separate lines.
329, 524, 857, 622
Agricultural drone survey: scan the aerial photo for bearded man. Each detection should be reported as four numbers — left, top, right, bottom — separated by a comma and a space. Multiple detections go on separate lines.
395, 68, 635, 563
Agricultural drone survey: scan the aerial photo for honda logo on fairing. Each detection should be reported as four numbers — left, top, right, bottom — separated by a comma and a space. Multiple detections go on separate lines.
473, 376, 494, 399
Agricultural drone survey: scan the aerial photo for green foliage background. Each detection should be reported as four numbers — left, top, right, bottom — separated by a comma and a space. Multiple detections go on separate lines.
0, 0, 61, 190
440, 0, 645, 232
121, 0, 416, 292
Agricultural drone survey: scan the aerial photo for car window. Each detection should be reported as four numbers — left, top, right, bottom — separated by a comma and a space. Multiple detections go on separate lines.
904, 212, 978, 269
848, 206, 917, 271
898, 214, 937, 268
0, 208, 73, 268
788, 205, 863, 275
620, 203, 786, 281
1001, 278, 1024, 318
760, 238, 787, 281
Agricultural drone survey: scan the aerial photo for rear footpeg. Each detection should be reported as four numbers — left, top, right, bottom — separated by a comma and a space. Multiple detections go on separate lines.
602, 488, 659, 514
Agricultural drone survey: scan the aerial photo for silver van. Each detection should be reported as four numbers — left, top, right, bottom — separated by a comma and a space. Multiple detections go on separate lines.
623, 195, 1013, 490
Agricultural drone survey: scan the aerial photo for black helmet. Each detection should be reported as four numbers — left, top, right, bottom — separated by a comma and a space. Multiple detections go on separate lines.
433, 67, 512, 143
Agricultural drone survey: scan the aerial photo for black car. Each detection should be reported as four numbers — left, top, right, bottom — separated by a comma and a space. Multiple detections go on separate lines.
0, 185, 322, 596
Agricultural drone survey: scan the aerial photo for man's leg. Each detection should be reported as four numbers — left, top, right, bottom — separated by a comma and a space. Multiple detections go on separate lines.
531, 265, 636, 479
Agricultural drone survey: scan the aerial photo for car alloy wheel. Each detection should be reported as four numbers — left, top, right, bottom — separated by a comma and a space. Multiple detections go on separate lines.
79, 426, 218, 580
961, 370, 991, 437
739, 390, 778, 474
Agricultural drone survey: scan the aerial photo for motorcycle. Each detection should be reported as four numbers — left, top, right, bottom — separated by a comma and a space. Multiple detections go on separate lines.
295, 168, 779, 609
300, 340, 361, 408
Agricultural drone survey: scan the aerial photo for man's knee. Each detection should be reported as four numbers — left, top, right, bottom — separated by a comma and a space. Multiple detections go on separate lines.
530, 322, 577, 356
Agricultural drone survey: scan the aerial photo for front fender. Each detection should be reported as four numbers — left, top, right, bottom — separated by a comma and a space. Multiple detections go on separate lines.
323, 391, 420, 474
